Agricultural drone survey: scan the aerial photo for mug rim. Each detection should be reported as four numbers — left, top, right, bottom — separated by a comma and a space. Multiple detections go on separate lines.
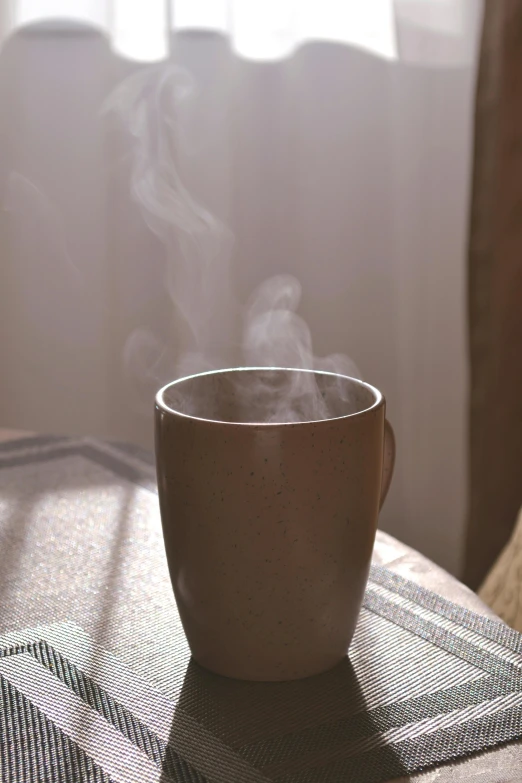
155, 367, 384, 427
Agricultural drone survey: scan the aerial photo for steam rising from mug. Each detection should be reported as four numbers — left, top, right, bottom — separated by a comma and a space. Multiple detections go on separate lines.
107, 66, 360, 423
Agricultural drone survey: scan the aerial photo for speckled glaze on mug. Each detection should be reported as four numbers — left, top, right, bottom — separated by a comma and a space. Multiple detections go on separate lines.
155, 368, 395, 681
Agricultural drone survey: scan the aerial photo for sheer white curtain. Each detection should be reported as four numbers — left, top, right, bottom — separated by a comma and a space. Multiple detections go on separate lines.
1, 1, 479, 63
0, 0, 482, 574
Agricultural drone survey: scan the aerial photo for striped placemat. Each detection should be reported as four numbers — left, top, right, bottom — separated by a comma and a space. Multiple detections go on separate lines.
0, 435, 521, 783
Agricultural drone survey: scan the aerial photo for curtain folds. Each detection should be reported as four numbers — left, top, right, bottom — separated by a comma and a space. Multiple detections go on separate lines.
1, 1, 479, 65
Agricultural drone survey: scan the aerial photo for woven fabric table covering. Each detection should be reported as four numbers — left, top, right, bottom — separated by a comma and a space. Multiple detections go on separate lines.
0, 434, 521, 783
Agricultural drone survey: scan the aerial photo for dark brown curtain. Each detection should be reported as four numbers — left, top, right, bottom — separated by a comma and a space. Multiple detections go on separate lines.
464, 0, 522, 590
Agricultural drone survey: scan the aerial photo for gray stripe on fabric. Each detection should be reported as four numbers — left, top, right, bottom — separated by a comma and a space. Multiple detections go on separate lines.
363, 586, 520, 679
276, 699, 522, 783
0, 444, 156, 493
0, 434, 71, 453
78, 445, 157, 493
107, 440, 156, 467
366, 582, 522, 670
23, 640, 269, 783
239, 671, 520, 771
26, 640, 206, 782
0, 674, 114, 783
369, 565, 522, 653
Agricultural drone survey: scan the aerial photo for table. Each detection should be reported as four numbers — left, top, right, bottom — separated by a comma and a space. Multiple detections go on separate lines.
0, 429, 521, 782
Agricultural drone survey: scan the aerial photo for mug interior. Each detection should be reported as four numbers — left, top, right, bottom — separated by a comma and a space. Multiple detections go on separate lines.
158, 368, 380, 425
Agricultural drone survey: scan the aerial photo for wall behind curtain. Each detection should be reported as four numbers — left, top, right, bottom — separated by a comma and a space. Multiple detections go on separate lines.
0, 5, 482, 574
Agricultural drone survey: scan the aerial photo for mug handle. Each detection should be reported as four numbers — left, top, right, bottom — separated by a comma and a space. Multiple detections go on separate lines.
380, 419, 395, 509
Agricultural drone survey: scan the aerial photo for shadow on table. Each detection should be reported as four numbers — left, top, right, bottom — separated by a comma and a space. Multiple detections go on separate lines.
160, 656, 409, 783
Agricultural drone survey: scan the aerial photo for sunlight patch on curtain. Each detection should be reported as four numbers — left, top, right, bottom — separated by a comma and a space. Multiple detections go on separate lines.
10, 0, 478, 65
12, 0, 398, 62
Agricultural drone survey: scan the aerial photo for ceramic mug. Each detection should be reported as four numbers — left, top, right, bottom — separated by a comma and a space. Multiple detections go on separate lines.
155, 367, 395, 681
